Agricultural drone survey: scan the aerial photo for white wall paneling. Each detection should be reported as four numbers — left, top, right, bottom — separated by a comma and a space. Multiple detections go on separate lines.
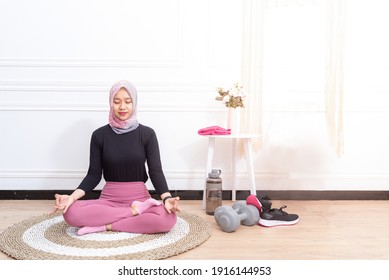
1, 0, 389, 192
0, 0, 182, 65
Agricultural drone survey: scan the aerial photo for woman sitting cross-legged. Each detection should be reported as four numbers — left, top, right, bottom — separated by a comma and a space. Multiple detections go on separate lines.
50, 80, 180, 235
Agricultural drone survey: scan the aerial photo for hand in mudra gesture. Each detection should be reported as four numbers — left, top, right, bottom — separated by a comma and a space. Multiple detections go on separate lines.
164, 196, 180, 214
49, 194, 75, 214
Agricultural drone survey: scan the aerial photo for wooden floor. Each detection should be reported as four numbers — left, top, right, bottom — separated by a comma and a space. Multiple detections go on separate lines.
1, 199, 389, 260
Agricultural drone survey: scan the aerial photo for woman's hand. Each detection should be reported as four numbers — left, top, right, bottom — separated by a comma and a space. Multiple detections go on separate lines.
49, 194, 75, 214
164, 196, 180, 214
49, 189, 84, 214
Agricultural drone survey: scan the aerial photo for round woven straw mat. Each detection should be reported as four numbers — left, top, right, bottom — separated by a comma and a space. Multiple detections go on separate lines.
0, 211, 211, 260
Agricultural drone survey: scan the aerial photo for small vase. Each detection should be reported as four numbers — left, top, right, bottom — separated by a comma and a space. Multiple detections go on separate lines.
227, 107, 241, 134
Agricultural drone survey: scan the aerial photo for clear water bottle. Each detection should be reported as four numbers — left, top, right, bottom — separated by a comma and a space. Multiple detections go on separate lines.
206, 169, 222, 215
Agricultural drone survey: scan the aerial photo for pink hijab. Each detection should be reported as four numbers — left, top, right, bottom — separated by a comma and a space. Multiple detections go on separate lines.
108, 80, 139, 134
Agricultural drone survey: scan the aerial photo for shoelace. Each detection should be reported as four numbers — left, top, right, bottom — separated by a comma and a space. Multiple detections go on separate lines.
268, 205, 289, 215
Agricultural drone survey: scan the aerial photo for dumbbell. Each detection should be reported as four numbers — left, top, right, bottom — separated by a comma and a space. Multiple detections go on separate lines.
214, 201, 260, 233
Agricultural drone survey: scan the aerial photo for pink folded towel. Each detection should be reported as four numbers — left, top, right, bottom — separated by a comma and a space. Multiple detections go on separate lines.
198, 126, 231, 135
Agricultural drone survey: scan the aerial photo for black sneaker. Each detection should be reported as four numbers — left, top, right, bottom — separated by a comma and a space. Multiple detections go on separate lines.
259, 205, 299, 227
246, 195, 272, 213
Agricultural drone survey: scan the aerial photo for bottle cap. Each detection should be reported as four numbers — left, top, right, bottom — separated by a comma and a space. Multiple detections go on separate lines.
208, 169, 221, 179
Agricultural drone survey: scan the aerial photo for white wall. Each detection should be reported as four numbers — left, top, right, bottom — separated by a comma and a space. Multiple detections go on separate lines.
1, 0, 389, 193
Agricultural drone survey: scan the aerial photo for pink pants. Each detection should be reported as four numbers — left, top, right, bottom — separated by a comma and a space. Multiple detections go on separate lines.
63, 181, 177, 234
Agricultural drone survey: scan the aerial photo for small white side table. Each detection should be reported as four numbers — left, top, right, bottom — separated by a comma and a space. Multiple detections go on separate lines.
201, 133, 261, 209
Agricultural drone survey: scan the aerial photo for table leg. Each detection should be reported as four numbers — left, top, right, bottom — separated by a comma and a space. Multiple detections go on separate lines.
203, 137, 215, 209
232, 138, 237, 201
244, 138, 257, 195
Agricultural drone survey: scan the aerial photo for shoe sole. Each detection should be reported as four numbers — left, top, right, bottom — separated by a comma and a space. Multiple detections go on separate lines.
246, 195, 263, 212
258, 217, 299, 227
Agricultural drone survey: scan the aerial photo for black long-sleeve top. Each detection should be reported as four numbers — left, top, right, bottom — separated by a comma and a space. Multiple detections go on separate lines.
77, 124, 169, 196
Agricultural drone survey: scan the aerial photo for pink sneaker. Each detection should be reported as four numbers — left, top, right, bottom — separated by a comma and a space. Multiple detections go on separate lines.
246, 195, 272, 213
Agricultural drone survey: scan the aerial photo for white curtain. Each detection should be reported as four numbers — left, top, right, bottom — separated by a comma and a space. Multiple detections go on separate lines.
240, 0, 266, 153
265, 0, 319, 8
325, 0, 346, 156
240, 0, 346, 157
